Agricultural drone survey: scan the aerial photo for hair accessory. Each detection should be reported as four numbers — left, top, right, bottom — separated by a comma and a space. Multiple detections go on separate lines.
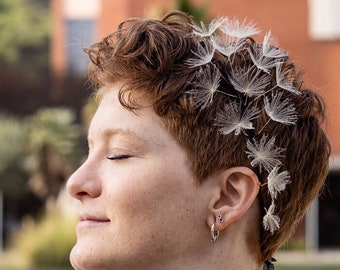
210, 222, 219, 242
217, 214, 224, 223
187, 16, 299, 234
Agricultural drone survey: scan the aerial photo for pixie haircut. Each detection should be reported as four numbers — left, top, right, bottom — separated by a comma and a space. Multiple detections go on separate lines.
85, 11, 330, 262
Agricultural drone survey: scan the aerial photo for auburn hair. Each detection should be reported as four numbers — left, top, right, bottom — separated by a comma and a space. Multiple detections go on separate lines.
85, 10, 330, 262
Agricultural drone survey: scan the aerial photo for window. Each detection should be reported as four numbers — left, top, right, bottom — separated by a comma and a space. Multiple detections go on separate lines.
309, 0, 340, 40
65, 19, 95, 74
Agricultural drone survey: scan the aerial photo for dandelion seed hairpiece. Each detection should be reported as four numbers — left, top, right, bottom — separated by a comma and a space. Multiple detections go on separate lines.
186, 16, 302, 234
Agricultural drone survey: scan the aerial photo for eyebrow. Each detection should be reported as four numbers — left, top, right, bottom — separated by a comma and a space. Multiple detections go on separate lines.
104, 128, 144, 141
88, 128, 146, 146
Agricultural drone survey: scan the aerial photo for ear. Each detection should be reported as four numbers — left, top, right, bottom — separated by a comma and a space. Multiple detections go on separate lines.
207, 167, 260, 231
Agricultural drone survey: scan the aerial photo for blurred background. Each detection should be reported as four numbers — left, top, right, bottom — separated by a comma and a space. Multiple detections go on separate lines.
0, 0, 339, 269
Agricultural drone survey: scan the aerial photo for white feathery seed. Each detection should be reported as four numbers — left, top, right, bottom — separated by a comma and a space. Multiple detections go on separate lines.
263, 203, 281, 234
248, 46, 284, 73
267, 166, 290, 199
228, 66, 271, 97
264, 92, 298, 124
211, 34, 243, 57
186, 40, 215, 68
262, 31, 288, 59
187, 65, 221, 109
216, 101, 260, 135
192, 18, 224, 38
275, 63, 301, 95
219, 17, 260, 39
246, 134, 285, 173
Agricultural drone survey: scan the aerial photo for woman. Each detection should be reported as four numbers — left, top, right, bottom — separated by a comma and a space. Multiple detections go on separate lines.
67, 10, 330, 270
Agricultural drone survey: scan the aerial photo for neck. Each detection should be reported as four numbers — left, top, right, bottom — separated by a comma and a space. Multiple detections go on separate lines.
146, 231, 261, 270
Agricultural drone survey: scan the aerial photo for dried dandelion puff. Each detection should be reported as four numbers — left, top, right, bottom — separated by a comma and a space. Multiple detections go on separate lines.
267, 166, 290, 199
264, 92, 298, 125
186, 40, 215, 68
263, 202, 281, 233
262, 31, 288, 59
248, 45, 284, 74
192, 18, 224, 38
275, 62, 301, 95
211, 34, 244, 57
219, 17, 260, 39
187, 65, 221, 109
215, 101, 259, 135
184, 15, 307, 235
228, 65, 271, 97
246, 134, 285, 173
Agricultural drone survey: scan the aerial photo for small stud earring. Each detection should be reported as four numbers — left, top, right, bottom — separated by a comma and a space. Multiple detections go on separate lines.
217, 214, 224, 223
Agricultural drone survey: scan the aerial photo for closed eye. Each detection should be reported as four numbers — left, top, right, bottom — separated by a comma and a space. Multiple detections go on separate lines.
107, 155, 131, 161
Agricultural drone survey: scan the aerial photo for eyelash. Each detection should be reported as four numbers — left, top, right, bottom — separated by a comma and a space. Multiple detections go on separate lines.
106, 154, 131, 161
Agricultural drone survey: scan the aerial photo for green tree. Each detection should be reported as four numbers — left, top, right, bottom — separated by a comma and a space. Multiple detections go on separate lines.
0, 0, 50, 64
25, 108, 86, 199
0, 109, 86, 248
176, 0, 207, 23
0, 114, 27, 198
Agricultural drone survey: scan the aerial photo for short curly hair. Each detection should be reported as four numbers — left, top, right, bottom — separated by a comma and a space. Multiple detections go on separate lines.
85, 10, 330, 263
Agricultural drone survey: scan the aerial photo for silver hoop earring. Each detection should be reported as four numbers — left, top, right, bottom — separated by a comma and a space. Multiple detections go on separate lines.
210, 222, 219, 242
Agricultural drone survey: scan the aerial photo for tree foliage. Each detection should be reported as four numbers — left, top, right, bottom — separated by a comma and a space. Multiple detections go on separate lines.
25, 108, 86, 199
0, 0, 50, 64
176, 0, 207, 23
0, 114, 27, 197
0, 108, 86, 199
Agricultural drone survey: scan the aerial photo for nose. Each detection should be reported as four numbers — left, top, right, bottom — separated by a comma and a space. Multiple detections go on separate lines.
67, 158, 102, 200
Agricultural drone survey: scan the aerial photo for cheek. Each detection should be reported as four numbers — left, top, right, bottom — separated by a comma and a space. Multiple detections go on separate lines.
104, 161, 195, 223
96, 159, 206, 262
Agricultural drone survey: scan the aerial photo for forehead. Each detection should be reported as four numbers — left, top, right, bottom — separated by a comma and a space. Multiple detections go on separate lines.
88, 84, 169, 147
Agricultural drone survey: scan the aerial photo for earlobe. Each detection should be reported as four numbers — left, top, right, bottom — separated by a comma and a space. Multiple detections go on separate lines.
207, 167, 260, 231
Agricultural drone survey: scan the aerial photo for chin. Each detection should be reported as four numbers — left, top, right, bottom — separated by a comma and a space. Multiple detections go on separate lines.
70, 244, 89, 270
70, 242, 105, 270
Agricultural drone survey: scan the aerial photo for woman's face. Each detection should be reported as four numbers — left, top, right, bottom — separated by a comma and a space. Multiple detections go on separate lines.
67, 84, 211, 269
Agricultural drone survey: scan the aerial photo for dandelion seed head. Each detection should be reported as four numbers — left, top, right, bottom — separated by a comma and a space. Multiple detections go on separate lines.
220, 17, 260, 39
246, 134, 285, 173
262, 31, 288, 59
211, 35, 243, 57
228, 66, 271, 97
186, 41, 215, 68
276, 63, 301, 95
215, 102, 259, 135
267, 166, 290, 199
263, 203, 281, 233
192, 18, 224, 38
248, 46, 284, 73
264, 92, 298, 125
187, 65, 221, 109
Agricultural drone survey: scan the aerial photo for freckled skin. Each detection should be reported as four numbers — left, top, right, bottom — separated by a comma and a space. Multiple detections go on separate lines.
67, 84, 213, 270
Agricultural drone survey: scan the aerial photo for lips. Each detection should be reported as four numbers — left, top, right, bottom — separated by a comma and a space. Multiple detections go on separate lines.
79, 214, 110, 222
77, 214, 110, 229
